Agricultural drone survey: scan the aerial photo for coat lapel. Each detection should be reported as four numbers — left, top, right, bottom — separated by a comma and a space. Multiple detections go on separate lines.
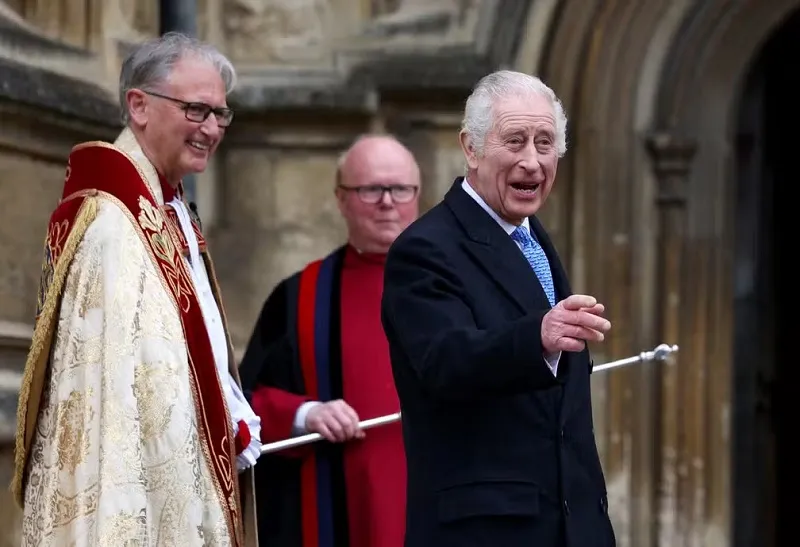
528, 217, 584, 422
444, 179, 552, 313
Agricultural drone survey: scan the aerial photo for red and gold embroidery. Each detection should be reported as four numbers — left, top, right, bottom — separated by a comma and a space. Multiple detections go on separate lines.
137, 197, 194, 313
16, 141, 244, 545
161, 204, 207, 258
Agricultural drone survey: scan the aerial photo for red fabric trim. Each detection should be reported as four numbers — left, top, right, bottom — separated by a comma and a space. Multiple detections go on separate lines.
234, 420, 250, 455
161, 205, 207, 258
298, 259, 322, 547
157, 171, 183, 202
62, 143, 242, 545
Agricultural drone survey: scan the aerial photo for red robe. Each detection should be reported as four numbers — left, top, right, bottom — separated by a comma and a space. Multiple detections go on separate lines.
240, 244, 406, 547
340, 246, 406, 547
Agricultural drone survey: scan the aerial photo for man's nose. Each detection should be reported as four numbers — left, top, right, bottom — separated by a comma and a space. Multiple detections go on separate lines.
379, 188, 394, 206
199, 116, 221, 138
519, 142, 542, 172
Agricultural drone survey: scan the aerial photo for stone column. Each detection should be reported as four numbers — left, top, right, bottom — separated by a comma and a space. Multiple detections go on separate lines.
385, 110, 465, 209
21, 0, 91, 48
645, 132, 696, 547
208, 127, 354, 355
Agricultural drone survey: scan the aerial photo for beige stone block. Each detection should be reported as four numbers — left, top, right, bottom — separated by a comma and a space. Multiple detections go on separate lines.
210, 147, 347, 352
0, 152, 64, 325
271, 154, 344, 228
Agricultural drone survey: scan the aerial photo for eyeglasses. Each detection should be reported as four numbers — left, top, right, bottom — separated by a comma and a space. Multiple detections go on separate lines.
338, 184, 419, 204
144, 91, 234, 128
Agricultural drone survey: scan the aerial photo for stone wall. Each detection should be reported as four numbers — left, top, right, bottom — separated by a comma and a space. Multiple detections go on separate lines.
0, 1, 529, 540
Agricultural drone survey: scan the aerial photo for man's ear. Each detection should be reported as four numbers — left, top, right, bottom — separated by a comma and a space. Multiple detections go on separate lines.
458, 130, 480, 170
334, 172, 348, 216
126, 89, 148, 126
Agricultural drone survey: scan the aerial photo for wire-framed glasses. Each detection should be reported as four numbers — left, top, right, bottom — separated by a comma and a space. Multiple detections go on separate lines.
144, 90, 234, 128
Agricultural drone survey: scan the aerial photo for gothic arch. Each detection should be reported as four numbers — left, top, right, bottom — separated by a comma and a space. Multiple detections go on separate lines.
515, 1, 800, 545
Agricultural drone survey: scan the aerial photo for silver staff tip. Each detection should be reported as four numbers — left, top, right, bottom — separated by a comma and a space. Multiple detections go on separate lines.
652, 343, 679, 360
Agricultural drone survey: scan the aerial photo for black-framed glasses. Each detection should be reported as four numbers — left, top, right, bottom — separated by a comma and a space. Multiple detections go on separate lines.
338, 184, 419, 204
144, 91, 234, 128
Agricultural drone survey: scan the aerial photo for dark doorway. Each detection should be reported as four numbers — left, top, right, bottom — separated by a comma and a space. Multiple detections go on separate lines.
731, 8, 796, 547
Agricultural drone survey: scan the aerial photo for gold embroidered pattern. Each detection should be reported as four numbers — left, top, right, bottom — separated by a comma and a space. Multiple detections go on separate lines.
51, 485, 100, 529
137, 196, 194, 312
97, 509, 147, 546
133, 362, 179, 442
21, 202, 232, 546
36, 219, 70, 318
137, 195, 164, 233
55, 389, 94, 474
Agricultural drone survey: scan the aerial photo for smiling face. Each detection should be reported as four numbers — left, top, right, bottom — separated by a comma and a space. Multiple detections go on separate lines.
459, 93, 559, 225
126, 56, 227, 185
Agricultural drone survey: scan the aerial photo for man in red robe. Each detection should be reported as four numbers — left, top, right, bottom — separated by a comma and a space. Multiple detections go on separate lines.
239, 134, 421, 547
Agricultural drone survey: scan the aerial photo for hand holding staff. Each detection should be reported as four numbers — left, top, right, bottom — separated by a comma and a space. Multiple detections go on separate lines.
259, 343, 678, 456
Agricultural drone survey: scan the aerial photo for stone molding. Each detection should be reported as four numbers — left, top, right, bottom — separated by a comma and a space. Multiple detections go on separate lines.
0, 320, 32, 351
0, 0, 532, 121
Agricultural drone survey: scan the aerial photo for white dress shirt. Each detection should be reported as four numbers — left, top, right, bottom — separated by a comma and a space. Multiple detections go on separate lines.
461, 179, 561, 376
169, 197, 262, 470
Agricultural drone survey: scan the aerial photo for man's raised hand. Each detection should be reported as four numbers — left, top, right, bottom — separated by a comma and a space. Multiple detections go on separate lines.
541, 294, 611, 354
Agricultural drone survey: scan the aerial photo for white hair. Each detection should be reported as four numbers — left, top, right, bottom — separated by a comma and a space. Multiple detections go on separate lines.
118, 32, 237, 124
461, 70, 568, 157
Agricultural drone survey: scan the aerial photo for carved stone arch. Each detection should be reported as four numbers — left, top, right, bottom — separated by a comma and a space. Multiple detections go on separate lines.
516, 1, 800, 546
521, 4, 697, 543
655, 0, 800, 237
648, 5, 799, 546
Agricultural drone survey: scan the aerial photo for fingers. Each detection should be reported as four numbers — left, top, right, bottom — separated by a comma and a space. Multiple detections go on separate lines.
541, 297, 612, 354
561, 294, 597, 311
582, 303, 605, 316
558, 323, 604, 342
306, 400, 363, 443
574, 310, 611, 333
552, 336, 586, 353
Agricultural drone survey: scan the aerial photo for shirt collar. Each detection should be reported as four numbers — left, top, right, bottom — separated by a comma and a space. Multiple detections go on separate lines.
461, 178, 531, 236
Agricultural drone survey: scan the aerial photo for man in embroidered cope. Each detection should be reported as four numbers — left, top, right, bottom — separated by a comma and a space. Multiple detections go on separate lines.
12, 33, 260, 546
238, 135, 420, 547
381, 71, 616, 546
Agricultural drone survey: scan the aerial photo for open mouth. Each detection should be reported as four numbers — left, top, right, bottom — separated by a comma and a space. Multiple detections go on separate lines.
187, 140, 210, 152
510, 182, 540, 194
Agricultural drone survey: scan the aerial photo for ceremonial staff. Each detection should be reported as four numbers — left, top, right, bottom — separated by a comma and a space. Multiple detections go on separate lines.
259, 343, 678, 455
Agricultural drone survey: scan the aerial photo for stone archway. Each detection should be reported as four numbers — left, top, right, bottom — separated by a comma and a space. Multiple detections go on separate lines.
515, 1, 800, 545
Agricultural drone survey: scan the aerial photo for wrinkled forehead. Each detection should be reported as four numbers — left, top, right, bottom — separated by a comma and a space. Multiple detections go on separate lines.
164, 57, 227, 105
491, 94, 556, 131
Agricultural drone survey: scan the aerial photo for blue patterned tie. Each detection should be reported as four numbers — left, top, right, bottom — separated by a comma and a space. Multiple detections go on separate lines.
511, 226, 556, 307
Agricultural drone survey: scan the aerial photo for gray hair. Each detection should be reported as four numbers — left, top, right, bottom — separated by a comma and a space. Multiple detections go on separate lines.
118, 32, 237, 124
461, 70, 568, 157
